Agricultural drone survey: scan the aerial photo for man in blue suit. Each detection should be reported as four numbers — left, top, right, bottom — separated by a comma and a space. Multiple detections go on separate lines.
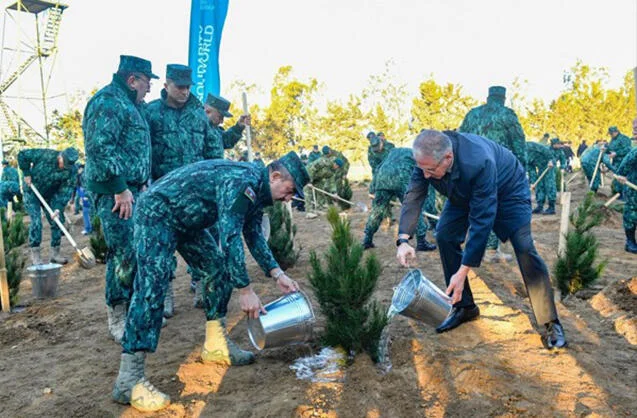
396, 129, 566, 349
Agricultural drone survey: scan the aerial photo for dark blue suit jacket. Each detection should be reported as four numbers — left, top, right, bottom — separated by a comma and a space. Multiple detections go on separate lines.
399, 131, 531, 267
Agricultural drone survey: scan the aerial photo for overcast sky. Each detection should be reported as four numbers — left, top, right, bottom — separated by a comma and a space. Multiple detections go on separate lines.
1, 0, 636, 118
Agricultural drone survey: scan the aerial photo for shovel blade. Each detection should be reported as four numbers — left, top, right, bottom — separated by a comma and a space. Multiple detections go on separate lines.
76, 247, 97, 269
356, 202, 369, 213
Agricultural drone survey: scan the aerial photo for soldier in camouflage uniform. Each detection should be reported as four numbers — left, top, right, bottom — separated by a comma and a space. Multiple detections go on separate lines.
18, 147, 78, 265
253, 152, 266, 169
549, 137, 567, 196
363, 147, 436, 251
580, 143, 615, 193
367, 132, 395, 178
460, 85, 526, 263
304, 155, 344, 209
606, 126, 632, 195
526, 141, 557, 214
112, 152, 309, 412
307, 145, 321, 164
83, 55, 157, 343
204, 93, 250, 153
615, 146, 637, 253
1, 160, 20, 208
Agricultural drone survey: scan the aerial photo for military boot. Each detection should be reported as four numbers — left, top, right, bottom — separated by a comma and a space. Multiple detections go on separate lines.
484, 248, 513, 263
201, 318, 255, 366
532, 204, 543, 214
416, 237, 436, 252
362, 232, 375, 250
49, 246, 68, 264
107, 303, 128, 343
112, 352, 170, 412
542, 201, 556, 215
163, 281, 174, 318
625, 228, 637, 254
30, 247, 42, 265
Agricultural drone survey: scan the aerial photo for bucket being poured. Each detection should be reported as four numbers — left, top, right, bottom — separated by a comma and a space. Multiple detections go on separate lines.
248, 290, 315, 351
27, 263, 62, 299
390, 269, 452, 328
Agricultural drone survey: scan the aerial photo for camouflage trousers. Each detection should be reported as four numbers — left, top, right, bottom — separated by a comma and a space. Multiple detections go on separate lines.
304, 180, 339, 210
121, 208, 233, 353
529, 166, 556, 205
623, 187, 637, 229
364, 190, 429, 242
24, 189, 64, 248
581, 161, 603, 192
90, 191, 140, 308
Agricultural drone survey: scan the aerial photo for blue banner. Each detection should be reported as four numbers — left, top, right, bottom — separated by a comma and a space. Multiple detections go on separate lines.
188, 0, 229, 101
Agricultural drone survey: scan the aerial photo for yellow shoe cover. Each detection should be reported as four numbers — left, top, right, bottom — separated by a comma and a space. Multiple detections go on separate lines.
130, 378, 170, 412
201, 319, 232, 365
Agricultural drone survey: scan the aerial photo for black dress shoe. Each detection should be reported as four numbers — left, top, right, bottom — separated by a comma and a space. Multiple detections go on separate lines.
436, 305, 480, 333
543, 321, 567, 349
416, 239, 437, 252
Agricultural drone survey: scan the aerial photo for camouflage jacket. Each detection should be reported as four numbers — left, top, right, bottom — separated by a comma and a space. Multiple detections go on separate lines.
1, 166, 19, 184
331, 150, 350, 177
525, 141, 553, 170
460, 101, 527, 169
83, 74, 151, 194
616, 147, 637, 183
368, 141, 395, 177
139, 160, 278, 288
606, 133, 632, 167
307, 157, 337, 184
146, 89, 223, 180
307, 151, 321, 164
210, 123, 244, 158
580, 145, 615, 172
253, 158, 266, 169
17, 148, 77, 210
0, 181, 20, 202
550, 147, 567, 168
370, 148, 414, 195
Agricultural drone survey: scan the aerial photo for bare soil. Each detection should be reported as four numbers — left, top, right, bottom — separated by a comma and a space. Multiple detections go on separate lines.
1, 172, 635, 417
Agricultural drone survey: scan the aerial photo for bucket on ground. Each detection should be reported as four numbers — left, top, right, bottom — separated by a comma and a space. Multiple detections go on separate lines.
248, 290, 315, 351
390, 269, 452, 327
27, 263, 62, 299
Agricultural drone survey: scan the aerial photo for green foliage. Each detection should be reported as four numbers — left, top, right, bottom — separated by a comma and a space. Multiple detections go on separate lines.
265, 202, 299, 270
337, 178, 353, 210
47, 108, 85, 158
308, 207, 388, 362
1, 208, 28, 307
89, 216, 107, 263
553, 193, 607, 296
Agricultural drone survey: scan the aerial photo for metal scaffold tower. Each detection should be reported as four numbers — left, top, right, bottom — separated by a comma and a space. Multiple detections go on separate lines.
0, 0, 67, 156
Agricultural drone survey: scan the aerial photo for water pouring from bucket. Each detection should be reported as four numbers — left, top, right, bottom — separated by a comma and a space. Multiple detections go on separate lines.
390, 269, 452, 328
247, 291, 315, 351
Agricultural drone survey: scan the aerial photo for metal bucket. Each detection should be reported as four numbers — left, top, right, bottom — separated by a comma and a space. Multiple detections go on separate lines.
390, 269, 452, 328
247, 290, 315, 351
27, 263, 62, 299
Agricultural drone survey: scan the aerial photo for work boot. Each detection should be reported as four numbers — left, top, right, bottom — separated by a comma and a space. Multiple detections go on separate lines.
30, 247, 42, 265
112, 352, 170, 412
163, 281, 174, 318
362, 234, 375, 250
483, 248, 513, 263
416, 237, 436, 252
107, 303, 128, 343
532, 204, 543, 214
201, 318, 255, 366
542, 202, 556, 215
193, 280, 204, 309
625, 228, 637, 254
50, 246, 68, 264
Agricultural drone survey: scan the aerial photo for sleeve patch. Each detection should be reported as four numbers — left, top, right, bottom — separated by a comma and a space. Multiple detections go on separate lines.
244, 186, 256, 203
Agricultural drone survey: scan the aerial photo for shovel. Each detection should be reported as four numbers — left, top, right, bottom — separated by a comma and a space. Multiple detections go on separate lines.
368, 193, 439, 220
310, 185, 368, 212
589, 149, 604, 189
530, 165, 551, 191
29, 183, 96, 269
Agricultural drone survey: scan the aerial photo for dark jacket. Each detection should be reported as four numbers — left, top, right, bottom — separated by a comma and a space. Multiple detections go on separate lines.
399, 131, 531, 267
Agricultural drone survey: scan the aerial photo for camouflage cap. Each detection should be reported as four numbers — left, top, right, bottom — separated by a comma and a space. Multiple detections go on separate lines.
118, 55, 159, 79
550, 137, 560, 145
61, 147, 79, 167
608, 126, 619, 134
488, 85, 506, 97
205, 93, 232, 117
377, 131, 385, 137
366, 131, 376, 140
334, 158, 344, 168
166, 64, 193, 86
278, 151, 310, 197
322, 145, 331, 155
543, 133, 550, 138
312, 145, 319, 150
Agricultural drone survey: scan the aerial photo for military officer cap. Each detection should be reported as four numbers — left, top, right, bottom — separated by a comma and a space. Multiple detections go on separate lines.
277, 151, 310, 196
166, 64, 193, 86
61, 147, 79, 167
118, 55, 159, 79
322, 145, 331, 155
366, 131, 376, 140
488, 85, 506, 97
205, 93, 233, 117
608, 126, 619, 134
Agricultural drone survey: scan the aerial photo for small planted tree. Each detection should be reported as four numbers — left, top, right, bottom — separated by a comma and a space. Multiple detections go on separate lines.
1, 208, 28, 307
309, 207, 388, 362
90, 216, 108, 263
553, 192, 607, 296
337, 178, 352, 210
265, 202, 300, 270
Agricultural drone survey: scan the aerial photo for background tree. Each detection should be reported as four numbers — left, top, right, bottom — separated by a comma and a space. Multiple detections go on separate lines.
410, 78, 477, 133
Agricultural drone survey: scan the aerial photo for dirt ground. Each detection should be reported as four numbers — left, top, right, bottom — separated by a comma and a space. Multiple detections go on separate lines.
1, 172, 636, 417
